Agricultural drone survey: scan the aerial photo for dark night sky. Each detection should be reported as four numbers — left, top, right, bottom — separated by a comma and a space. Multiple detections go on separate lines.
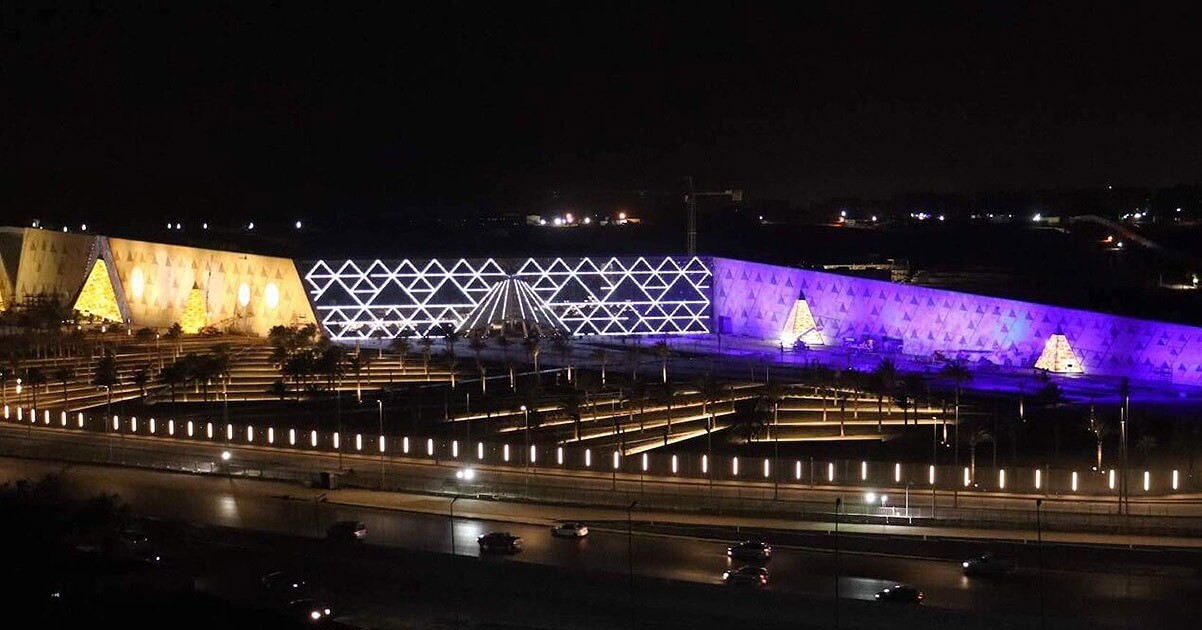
4, 2, 1202, 225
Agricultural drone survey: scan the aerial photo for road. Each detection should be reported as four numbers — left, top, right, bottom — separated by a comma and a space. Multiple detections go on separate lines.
2, 453, 1199, 628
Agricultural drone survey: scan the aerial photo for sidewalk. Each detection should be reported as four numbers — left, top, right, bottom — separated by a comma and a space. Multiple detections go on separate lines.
328, 485, 1202, 550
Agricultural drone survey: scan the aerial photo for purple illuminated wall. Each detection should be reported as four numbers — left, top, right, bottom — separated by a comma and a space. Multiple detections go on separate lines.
711, 257, 1202, 387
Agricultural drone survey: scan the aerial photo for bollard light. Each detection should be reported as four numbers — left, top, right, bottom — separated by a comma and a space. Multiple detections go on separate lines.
149, 418, 155, 434
732, 456, 739, 476
379, 436, 386, 453
1035, 468, 1042, 490
289, 428, 296, 445
671, 454, 678, 474
1144, 470, 1150, 492
642, 453, 649, 472
477, 441, 484, 460
963, 467, 970, 487
403, 436, 410, 453
1108, 469, 1116, 490
827, 462, 835, 482
1173, 469, 1179, 491
929, 465, 936, 485
895, 463, 902, 483
612, 450, 620, 470
168, 420, 175, 435
585, 448, 592, 467
355, 434, 362, 451
452, 440, 459, 458
860, 461, 867, 481
267, 427, 274, 444
226, 424, 233, 441
530, 445, 537, 464
999, 469, 1006, 490
188, 420, 195, 437
701, 454, 708, 474
131, 417, 137, 432
311, 430, 318, 447
795, 460, 802, 480
247, 426, 254, 442
557, 447, 564, 465
78, 412, 85, 428
427, 438, 434, 456
60, 411, 67, 427
1071, 471, 1078, 492
112, 415, 119, 431
503, 444, 510, 462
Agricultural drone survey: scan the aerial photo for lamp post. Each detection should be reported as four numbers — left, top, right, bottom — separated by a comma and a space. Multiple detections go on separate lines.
521, 404, 530, 497
834, 496, 842, 630
377, 399, 385, 489
450, 495, 461, 630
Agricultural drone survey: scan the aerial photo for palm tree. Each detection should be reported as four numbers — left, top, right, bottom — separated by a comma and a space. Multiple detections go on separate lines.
346, 353, 365, 402
444, 331, 462, 359
25, 367, 46, 410
390, 336, 411, 371
165, 322, 183, 357
941, 359, 972, 477
1088, 405, 1111, 471
872, 359, 898, 430
563, 388, 584, 441
627, 340, 642, 381
469, 334, 486, 364
523, 336, 541, 374
92, 352, 120, 417
592, 347, 609, 388
131, 365, 151, 400
52, 366, 74, 410
655, 381, 677, 445
158, 361, 184, 403
267, 378, 288, 401
652, 340, 670, 383
419, 337, 434, 379
967, 426, 992, 483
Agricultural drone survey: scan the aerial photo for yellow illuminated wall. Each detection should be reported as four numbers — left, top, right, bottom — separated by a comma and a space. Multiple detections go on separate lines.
10, 228, 95, 307
74, 258, 123, 322
1034, 333, 1084, 374
179, 285, 207, 333
105, 237, 315, 335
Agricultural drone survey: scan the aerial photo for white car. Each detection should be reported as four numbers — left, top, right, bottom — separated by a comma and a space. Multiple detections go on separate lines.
550, 522, 589, 538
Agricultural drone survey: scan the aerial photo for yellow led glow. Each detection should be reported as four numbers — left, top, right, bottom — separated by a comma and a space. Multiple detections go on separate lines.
130, 267, 145, 300
179, 286, 207, 334
779, 292, 822, 346
237, 282, 250, 307
265, 282, 279, 309
1034, 333, 1084, 374
74, 258, 123, 322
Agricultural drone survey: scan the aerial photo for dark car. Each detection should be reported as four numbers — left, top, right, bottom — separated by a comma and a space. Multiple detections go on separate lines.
326, 520, 367, 542
260, 571, 311, 602
477, 532, 523, 554
722, 565, 769, 586
726, 540, 772, 561
875, 584, 923, 603
284, 598, 335, 624
962, 553, 1016, 576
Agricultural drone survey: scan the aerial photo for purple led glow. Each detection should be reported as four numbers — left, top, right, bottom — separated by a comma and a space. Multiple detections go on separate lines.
711, 257, 1202, 388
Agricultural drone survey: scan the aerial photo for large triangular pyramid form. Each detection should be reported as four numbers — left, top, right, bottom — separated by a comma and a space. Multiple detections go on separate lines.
457, 276, 567, 338
180, 283, 207, 334
73, 258, 123, 323
779, 290, 823, 346
1034, 332, 1084, 374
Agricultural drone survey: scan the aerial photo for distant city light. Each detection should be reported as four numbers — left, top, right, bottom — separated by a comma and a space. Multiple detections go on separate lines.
553, 217, 563, 226
1033, 213, 1042, 222
839, 210, 847, 218
167, 222, 172, 229
295, 220, 303, 229
1116, 241, 1124, 248
583, 217, 591, 225
938, 214, 945, 221
871, 215, 878, 222
248, 222, 255, 230
203, 222, 209, 229
61, 227, 68, 232
539, 219, 547, 225
565, 212, 574, 223
176, 222, 181, 230
80, 224, 87, 231
618, 212, 627, 220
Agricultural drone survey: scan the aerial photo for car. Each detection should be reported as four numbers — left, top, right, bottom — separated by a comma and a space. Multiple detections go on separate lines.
726, 540, 771, 561
962, 553, 1016, 576
550, 522, 589, 538
875, 584, 923, 603
477, 532, 523, 553
722, 565, 769, 586
326, 520, 367, 542
260, 571, 310, 602
284, 598, 335, 624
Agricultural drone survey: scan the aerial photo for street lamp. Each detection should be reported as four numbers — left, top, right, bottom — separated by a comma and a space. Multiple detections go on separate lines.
450, 495, 461, 630
521, 405, 530, 497
377, 399, 385, 489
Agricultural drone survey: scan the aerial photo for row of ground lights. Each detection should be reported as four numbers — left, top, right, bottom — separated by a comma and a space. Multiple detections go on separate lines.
1, 405, 1181, 493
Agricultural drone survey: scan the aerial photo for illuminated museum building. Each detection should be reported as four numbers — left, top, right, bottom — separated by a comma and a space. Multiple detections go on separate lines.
3, 226, 1202, 387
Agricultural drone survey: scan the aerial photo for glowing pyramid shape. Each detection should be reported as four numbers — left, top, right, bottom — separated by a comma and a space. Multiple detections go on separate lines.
457, 276, 566, 337
779, 290, 823, 346
1034, 333, 1084, 374
180, 285, 207, 333
74, 258, 123, 322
